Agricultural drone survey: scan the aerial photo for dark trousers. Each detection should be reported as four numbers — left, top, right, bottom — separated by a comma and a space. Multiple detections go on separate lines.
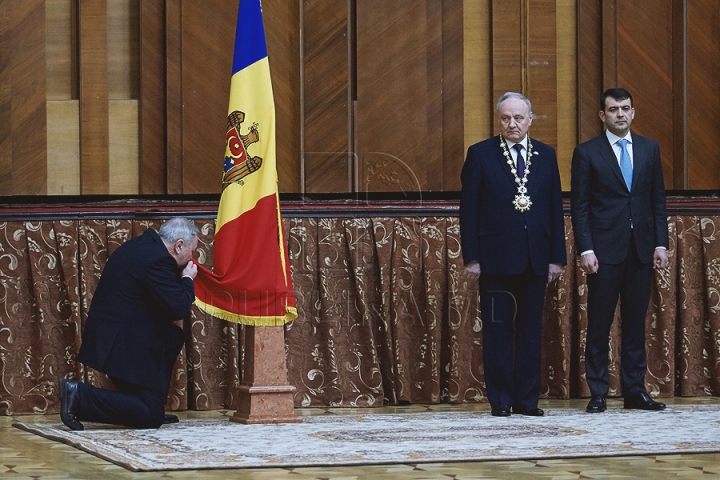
480, 265, 547, 410
585, 233, 654, 396
76, 324, 184, 429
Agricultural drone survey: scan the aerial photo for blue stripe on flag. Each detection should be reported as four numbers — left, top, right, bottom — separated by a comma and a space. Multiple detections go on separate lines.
231, 0, 268, 74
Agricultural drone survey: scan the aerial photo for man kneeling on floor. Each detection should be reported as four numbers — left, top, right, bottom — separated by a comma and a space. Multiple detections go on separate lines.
59, 217, 199, 430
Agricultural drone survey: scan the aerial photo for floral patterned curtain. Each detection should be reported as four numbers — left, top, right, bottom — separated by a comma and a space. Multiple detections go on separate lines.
1, 206, 719, 416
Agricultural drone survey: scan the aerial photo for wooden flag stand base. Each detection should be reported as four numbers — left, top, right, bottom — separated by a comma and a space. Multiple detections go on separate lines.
230, 325, 302, 424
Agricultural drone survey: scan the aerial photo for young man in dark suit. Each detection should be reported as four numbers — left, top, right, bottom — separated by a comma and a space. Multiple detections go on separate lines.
59, 217, 199, 429
570, 87, 669, 413
460, 92, 566, 417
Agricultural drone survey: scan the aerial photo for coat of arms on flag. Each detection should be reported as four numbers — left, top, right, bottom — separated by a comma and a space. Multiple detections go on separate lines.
224, 111, 263, 187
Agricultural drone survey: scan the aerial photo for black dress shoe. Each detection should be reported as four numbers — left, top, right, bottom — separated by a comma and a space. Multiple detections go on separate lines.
59, 378, 84, 431
163, 414, 180, 424
513, 406, 544, 416
624, 392, 666, 411
491, 405, 511, 417
586, 394, 606, 413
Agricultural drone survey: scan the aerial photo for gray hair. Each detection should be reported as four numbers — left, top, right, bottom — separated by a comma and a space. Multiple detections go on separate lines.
158, 217, 199, 244
496, 92, 532, 113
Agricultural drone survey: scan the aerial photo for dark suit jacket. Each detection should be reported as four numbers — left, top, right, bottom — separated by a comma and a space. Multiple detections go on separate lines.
460, 136, 567, 275
570, 132, 668, 264
77, 229, 194, 392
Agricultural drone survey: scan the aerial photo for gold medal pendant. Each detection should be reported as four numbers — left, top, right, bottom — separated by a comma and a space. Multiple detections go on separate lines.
500, 135, 534, 213
513, 193, 532, 212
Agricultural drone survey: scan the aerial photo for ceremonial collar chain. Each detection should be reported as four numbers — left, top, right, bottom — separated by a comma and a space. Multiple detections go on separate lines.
499, 135, 533, 212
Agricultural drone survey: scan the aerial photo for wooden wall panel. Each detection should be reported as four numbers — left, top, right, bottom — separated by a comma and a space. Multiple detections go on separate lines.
671, 0, 686, 189
107, 1, 139, 194
46, 0, 75, 100
425, 0, 444, 192
179, 0, 235, 194
0, 0, 11, 195
46, 101, 80, 195
166, 0, 183, 194
577, 0, 603, 143
302, 0, 351, 193
78, 0, 109, 194
556, 0, 577, 189
356, 1, 442, 192
601, 0, 617, 89
109, 100, 139, 194
107, 0, 139, 99
491, 0, 523, 101
526, 0, 557, 150
441, 0, 464, 192
463, 0, 492, 152
686, 0, 720, 190
16, 2, 49, 193
616, 0, 674, 190
4, 0, 48, 195
265, 0, 301, 193
139, 0, 166, 194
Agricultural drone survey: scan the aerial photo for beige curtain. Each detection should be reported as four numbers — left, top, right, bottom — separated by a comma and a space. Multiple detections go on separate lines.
0, 214, 718, 415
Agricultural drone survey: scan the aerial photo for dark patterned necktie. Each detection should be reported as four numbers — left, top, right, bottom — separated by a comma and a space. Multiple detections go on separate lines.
513, 144, 525, 178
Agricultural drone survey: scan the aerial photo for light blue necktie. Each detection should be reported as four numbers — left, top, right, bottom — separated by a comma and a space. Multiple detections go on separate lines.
617, 138, 632, 191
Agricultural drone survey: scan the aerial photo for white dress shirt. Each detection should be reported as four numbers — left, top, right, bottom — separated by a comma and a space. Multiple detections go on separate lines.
506, 136, 528, 169
605, 129, 634, 168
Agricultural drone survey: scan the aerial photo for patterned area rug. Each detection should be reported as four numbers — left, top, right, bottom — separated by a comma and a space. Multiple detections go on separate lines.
14, 405, 720, 472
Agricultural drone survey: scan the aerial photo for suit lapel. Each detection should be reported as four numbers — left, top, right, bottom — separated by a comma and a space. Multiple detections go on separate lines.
493, 137, 517, 186
597, 135, 627, 190
630, 135, 645, 191
526, 138, 540, 196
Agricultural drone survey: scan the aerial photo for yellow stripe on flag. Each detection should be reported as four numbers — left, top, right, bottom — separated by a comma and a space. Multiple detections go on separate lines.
217, 58, 278, 234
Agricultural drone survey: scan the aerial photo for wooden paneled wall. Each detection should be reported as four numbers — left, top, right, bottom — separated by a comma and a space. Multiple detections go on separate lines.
685, 0, 720, 190
301, 0, 351, 193
0, 0, 47, 195
355, 0, 464, 192
1, 0, 720, 195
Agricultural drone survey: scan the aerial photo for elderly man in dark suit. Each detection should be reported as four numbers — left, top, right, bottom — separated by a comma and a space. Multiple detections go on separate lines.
460, 92, 566, 417
571, 87, 669, 413
59, 217, 199, 430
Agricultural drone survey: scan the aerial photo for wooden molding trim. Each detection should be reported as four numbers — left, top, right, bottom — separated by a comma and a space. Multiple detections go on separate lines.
2, 195, 720, 221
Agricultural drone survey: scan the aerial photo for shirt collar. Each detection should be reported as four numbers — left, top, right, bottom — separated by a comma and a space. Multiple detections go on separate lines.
505, 135, 528, 152
605, 129, 633, 146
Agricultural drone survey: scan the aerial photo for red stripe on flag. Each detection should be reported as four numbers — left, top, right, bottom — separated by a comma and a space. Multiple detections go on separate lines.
194, 194, 295, 319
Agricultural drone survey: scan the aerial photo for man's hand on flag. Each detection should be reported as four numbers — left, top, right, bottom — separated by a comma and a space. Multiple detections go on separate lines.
183, 261, 198, 280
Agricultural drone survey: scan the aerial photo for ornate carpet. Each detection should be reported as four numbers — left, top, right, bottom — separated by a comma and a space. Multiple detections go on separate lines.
14, 405, 720, 472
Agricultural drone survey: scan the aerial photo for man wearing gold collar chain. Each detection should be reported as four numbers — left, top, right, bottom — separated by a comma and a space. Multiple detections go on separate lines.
460, 92, 566, 417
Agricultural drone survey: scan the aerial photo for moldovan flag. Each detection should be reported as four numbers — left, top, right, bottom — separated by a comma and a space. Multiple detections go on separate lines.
194, 0, 297, 326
